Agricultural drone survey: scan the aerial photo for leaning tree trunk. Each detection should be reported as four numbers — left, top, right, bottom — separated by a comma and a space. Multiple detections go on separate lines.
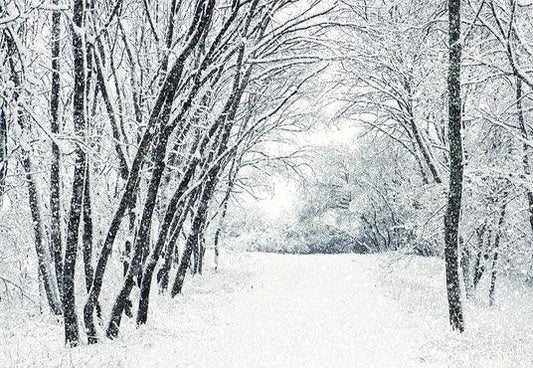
106, 130, 173, 339
136, 161, 198, 325
157, 190, 197, 292
405, 95, 442, 184
171, 180, 216, 297
22, 152, 63, 316
444, 0, 465, 333
84, 1, 214, 342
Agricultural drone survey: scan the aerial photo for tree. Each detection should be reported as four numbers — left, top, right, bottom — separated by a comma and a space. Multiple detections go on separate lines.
62, 0, 87, 347
444, 0, 465, 333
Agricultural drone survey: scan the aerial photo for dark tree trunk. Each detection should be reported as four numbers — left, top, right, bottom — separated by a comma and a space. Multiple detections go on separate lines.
171, 180, 217, 297
489, 204, 506, 306
49, 0, 63, 304
473, 227, 491, 290
82, 162, 94, 291
4, 25, 62, 316
213, 159, 238, 271
472, 222, 488, 290
405, 93, 441, 184
157, 191, 197, 292
137, 162, 198, 325
22, 153, 63, 316
0, 107, 6, 205
198, 235, 206, 275
84, 1, 215, 342
63, 0, 87, 347
444, 0, 465, 333
106, 132, 172, 339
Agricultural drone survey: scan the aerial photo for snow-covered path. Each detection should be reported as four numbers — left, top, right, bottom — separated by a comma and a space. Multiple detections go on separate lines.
3, 252, 533, 367
191, 254, 423, 367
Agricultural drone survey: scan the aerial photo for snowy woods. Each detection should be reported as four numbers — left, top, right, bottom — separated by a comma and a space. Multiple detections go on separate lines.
1, 0, 533, 366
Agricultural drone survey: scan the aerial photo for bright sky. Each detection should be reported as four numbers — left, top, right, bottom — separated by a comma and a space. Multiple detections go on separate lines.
254, 123, 359, 219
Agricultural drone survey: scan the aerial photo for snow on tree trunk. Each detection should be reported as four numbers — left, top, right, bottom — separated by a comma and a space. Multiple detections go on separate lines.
62, 0, 87, 347
49, 0, 63, 305
23, 153, 63, 316
444, 0, 465, 333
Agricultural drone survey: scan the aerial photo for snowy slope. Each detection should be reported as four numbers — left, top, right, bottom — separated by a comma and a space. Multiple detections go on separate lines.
1, 252, 532, 367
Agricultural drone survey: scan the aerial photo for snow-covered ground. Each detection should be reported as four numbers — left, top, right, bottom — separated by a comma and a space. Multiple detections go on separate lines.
2, 252, 532, 367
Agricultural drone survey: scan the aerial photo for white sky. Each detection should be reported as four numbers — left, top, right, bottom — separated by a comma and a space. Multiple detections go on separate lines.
253, 123, 359, 219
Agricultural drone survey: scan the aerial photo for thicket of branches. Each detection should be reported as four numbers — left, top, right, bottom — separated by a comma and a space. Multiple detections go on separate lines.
0, 0, 336, 345
2, 0, 533, 343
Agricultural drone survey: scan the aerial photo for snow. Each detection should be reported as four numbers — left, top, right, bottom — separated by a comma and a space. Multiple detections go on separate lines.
2, 252, 532, 367
0, 194, 11, 215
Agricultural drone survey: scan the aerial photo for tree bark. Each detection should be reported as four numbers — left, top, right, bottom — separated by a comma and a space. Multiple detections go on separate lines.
213, 158, 239, 271
157, 190, 197, 292
49, 0, 63, 303
0, 107, 6, 206
22, 153, 63, 316
489, 204, 506, 306
63, 0, 87, 347
136, 162, 198, 325
82, 161, 94, 291
106, 132, 172, 339
473, 222, 489, 290
171, 179, 217, 297
444, 0, 465, 333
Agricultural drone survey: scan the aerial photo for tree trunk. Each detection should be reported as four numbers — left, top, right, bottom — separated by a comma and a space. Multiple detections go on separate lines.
84, 1, 215, 342
198, 234, 206, 275
213, 162, 238, 272
0, 107, 6, 206
106, 113, 184, 333
171, 180, 216, 297
22, 153, 63, 316
444, 0, 465, 333
82, 161, 94, 291
137, 162, 198, 325
515, 77, 533, 236
63, 0, 87, 347
49, 0, 63, 304
474, 227, 491, 290
4, 23, 63, 316
459, 236, 473, 299
405, 95, 442, 184
489, 204, 506, 306
106, 132, 171, 339
157, 191, 197, 292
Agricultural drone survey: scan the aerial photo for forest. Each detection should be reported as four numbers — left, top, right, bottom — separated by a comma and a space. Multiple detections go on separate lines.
1, 0, 533, 366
